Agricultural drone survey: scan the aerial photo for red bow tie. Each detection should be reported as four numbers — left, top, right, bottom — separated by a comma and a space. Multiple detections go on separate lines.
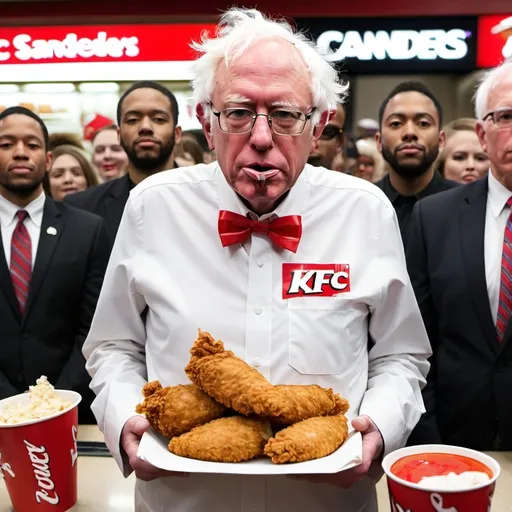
218, 210, 302, 253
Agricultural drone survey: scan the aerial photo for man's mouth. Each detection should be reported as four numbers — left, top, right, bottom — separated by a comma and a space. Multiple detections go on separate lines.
242, 164, 280, 181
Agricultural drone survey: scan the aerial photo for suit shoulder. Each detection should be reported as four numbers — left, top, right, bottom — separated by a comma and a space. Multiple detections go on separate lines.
54, 201, 104, 227
131, 163, 217, 198
65, 179, 118, 209
417, 180, 474, 214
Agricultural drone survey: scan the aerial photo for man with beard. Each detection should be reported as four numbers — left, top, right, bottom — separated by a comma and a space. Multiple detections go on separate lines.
66, 81, 181, 253
375, 81, 458, 243
307, 103, 345, 170
0, 106, 109, 423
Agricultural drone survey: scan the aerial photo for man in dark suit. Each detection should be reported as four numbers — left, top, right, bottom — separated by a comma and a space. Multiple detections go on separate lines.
66, 81, 182, 252
0, 106, 109, 424
375, 81, 458, 245
406, 62, 512, 450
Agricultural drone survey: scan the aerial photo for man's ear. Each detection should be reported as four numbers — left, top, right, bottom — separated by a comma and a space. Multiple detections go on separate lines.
45, 151, 53, 172
375, 132, 382, 153
197, 103, 215, 151
311, 110, 329, 153
174, 126, 183, 145
438, 130, 446, 151
476, 121, 488, 153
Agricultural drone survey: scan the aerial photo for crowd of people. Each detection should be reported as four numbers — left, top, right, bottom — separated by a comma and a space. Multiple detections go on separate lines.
0, 6, 511, 512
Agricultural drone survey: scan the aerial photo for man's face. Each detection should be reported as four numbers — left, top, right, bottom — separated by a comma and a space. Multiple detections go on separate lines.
376, 91, 445, 179
0, 114, 51, 199
308, 104, 345, 169
476, 74, 512, 183
120, 88, 181, 172
199, 38, 326, 215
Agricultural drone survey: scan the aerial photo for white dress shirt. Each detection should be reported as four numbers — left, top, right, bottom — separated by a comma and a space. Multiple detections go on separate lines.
0, 192, 45, 269
485, 170, 512, 323
84, 162, 431, 512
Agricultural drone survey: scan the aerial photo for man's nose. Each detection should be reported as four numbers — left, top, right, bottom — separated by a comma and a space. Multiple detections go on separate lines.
13, 141, 29, 158
401, 121, 418, 141
139, 116, 154, 134
249, 115, 273, 151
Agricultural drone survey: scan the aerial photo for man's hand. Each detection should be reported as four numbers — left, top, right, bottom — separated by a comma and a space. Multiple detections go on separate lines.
121, 415, 188, 481
292, 415, 384, 489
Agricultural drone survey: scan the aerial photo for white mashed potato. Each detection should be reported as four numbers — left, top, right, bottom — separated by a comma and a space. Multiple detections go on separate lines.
0, 376, 71, 425
418, 471, 491, 490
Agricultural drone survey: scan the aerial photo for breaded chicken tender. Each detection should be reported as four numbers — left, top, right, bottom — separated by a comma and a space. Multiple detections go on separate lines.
135, 381, 225, 438
264, 415, 349, 464
273, 385, 349, 424
185, 330, 285, 417
169, 416, 272, 462
185, 330, 349, 424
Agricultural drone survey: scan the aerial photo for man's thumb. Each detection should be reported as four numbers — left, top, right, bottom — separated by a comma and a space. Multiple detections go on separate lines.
131, 415, 151, 436
351, 415, 370, 433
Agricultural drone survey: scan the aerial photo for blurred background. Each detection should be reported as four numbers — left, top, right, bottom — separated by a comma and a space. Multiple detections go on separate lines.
0, 0, 510, 138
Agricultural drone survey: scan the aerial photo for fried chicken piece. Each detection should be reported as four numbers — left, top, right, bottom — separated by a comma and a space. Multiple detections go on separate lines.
135, 381, 225, 438
273, 385, 350, 424
169, 416, 272, 462
185, 330, 285, 417
186, 330, 349, 424
264, 414, 349, 464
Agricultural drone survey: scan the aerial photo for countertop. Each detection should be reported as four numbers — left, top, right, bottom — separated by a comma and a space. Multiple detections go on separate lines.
1, 426, 512, 511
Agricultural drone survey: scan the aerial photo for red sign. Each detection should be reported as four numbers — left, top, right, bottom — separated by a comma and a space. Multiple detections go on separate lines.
477, 15, 512, 68
0, 24, 217, 65
282, 263, 350, 299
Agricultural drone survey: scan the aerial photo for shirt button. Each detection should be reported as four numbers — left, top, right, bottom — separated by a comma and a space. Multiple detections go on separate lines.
252, 358, 261, 368
257, 262, 264, 268
254, 308, 262, 315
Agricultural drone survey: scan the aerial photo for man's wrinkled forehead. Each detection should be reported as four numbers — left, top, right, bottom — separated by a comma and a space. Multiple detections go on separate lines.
213, 38, 310, 95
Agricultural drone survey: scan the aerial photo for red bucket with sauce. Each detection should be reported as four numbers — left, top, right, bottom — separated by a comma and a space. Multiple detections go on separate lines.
0, 389, 81, 512
382, 445, 500, 512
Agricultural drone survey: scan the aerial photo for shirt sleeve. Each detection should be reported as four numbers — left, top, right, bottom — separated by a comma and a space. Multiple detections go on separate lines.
82, 193, 148, 476
358, 199, 432, 456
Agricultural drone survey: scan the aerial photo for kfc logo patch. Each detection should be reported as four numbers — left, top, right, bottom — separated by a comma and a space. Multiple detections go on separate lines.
282, 263, 350, 299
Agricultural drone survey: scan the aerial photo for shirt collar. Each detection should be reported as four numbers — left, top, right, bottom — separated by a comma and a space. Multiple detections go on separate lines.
0, 191, 46, 228
487, 168, 512, 219
381, 171, 445, 203
215, 163, 307, 221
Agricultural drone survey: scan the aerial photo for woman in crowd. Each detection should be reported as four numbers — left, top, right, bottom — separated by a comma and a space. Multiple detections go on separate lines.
438, 118, 489, 184
44, 144, 99, 201
354, 138, 386, 182
91, 125, 129, 182
175, 135, 205, 167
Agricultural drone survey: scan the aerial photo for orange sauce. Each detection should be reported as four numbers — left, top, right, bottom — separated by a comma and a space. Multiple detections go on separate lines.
391, 453, 493, 483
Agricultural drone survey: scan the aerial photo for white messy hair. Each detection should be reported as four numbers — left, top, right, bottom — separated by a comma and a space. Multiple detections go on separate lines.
190, 8, 349, 124
474, 60, 512, 120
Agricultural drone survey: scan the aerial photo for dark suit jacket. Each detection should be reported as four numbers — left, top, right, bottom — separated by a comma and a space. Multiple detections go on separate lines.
65, 174, 132, 254
0, 198, 109, 424
406, 178, 512, 450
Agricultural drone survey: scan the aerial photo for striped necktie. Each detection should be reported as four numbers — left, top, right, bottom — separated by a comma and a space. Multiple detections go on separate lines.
497, 197, 512, 341
10, 210, 32, 314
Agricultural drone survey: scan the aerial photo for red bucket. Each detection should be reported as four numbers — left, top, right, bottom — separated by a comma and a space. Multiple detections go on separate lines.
0, 389, 82, 512
382, 445, 500, 512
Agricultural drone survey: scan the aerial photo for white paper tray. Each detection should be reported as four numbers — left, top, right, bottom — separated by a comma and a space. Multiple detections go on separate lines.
138, 427, 362, 475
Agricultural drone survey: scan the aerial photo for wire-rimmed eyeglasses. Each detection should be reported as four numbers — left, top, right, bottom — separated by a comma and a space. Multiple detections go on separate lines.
210, 104, 315, 136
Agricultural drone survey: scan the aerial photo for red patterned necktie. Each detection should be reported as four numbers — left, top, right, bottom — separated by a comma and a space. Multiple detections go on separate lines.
497, 197, 512, 341
10, 210, 32, 314
218, 210, 302, 253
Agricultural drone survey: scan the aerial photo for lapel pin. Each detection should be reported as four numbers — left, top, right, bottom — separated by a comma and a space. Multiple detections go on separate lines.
46, 227, 57, 236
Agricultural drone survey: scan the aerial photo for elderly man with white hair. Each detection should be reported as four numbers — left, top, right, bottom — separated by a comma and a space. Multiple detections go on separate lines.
406, 60, 512, 450
83, 8, 431, 512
